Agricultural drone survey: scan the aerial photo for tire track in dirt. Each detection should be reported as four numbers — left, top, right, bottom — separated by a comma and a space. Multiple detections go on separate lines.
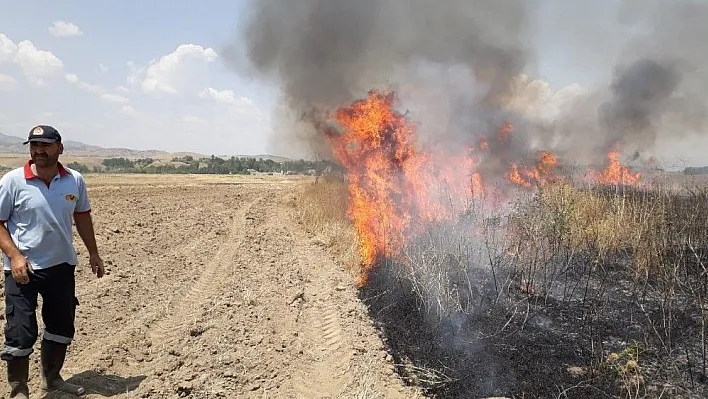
277, 194, 418, 399
321, 308, 344, 350
292, 302, 349, 398
279, 193, 356, 398
146, 194, 263, 349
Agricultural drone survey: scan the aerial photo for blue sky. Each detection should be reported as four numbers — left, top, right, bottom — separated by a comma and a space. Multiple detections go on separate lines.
0, 1, 705, 167
0, 0, 278, 156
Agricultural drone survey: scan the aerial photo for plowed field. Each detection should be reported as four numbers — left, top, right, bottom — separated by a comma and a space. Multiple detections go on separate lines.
0, 174, 423, 399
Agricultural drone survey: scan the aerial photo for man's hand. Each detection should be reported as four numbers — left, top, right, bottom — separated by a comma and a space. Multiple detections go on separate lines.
10, 254, 30, 284
89, 252, 104, 278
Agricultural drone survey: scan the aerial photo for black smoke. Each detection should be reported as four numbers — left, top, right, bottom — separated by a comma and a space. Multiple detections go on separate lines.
228, 0, 535, 161
229, 0, 708, 170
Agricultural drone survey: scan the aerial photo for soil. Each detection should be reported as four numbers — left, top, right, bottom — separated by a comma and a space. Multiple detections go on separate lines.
0, 174, 425, 398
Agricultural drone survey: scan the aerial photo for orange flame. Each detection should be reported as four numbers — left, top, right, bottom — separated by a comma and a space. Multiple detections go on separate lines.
506, 151, 559, 187
325, 90, 483, 285
323, 90, 644, 285
592, 151, 642, 186
324, 91, 417, 272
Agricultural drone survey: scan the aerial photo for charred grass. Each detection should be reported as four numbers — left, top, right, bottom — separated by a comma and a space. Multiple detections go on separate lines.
295, 174, 708, 398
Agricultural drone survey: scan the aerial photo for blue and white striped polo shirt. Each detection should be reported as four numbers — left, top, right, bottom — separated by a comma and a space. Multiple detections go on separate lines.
0, 161, 91, 271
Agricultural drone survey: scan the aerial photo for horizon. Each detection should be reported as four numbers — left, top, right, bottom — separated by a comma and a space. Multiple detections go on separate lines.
0, 129, 296, 160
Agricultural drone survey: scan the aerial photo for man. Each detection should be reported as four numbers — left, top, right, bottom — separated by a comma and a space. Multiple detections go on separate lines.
0, 125, 104, 398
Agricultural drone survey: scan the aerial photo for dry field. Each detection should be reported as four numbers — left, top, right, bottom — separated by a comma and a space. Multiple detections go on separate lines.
0, 173, 423, 398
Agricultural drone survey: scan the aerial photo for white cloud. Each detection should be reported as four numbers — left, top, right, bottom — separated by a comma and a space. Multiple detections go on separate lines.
0, 34, 17, 64
48, 21, 83, 38
1, 34, 64, 87
128, 44, 218, 95
121, 105, 139, 118
65, 73, 103, 94
116, 85, 129, 93
99, 63, 109, 73
100, 93, 129, 104
0, 74, 18, 91
65, 72, 133, 110
181, 115, 204, 123
64, 73, 78, 84
198, 87, 253, 105
14, 40, 64, 86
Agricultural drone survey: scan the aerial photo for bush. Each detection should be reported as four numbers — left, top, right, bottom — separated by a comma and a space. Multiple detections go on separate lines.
66, 161, 91, 173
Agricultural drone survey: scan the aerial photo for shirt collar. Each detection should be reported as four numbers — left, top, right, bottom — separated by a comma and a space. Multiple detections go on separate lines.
23, 160, 69, 180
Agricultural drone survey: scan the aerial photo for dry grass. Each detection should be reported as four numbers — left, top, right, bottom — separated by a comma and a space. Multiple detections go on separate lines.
512, 180, 708, 280
293, 174, 363, 278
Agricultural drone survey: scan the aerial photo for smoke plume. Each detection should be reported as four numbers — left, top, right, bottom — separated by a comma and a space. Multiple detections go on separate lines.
554, 0, 708, 166
232, 0, 535, 161
231, 0, 708, 169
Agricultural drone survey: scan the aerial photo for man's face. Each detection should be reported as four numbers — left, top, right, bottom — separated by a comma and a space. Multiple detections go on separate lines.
30, 141, 63, 167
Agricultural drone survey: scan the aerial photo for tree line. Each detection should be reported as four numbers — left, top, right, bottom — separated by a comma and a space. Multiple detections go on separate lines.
683, 166, 708, 175
66, 155, 335, 175
57, 157, 708, 177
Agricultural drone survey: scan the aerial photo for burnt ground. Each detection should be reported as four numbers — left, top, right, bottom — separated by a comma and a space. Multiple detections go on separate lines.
358, 253, 708, 399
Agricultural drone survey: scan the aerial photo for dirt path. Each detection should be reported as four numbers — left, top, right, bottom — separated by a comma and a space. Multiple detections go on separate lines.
0, 175, 421, 398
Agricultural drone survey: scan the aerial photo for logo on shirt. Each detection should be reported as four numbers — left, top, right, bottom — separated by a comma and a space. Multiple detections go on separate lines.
65, 194, 77, 202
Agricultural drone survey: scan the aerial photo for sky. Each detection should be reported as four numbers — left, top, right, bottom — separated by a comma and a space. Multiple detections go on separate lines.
0, 0, 279, 156
0, 1, 705, 167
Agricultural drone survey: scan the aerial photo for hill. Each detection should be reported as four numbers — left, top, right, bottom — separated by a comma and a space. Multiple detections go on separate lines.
0, 131, 290, 162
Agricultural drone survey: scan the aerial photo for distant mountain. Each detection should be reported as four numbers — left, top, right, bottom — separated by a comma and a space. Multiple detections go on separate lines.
0, 133, 23, 146
0, 131, 292, 162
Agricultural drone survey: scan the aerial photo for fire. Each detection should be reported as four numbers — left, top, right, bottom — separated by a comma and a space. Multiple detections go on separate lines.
323, 89, 644, 285
324, 91, 417, 273
497, 121, 512, 143
592, 151, 642, 186
506, 152, 559, 187
325, 90, 479, 285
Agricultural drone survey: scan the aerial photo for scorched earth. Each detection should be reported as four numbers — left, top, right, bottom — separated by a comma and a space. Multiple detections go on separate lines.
0, 173, 421, 399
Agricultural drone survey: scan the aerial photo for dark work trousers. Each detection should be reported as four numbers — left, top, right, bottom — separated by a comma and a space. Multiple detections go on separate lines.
1, 263, 78, 361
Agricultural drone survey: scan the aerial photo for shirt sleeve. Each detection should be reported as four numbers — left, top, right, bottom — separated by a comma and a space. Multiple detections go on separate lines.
74, 174, 92, 214
0, 175, 13, 222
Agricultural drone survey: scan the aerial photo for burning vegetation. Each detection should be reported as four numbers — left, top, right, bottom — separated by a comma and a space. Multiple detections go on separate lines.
236, 0, 708, 396
324, 89, 647, 286
292, 89, 708, 398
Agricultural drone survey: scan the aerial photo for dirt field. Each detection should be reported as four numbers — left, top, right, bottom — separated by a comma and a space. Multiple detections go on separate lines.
0, 174, 424, 398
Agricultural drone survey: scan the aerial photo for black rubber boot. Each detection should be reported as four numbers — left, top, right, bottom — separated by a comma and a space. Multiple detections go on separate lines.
40, 340, 86, 396
6, 356, 29, 399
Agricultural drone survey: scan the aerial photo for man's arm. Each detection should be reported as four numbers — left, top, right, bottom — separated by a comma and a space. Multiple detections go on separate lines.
74, 212, 104, 278
0, 178, 30, 283
73, 174, 103, 278
74, 212, 99, 256
0, 222, 22, 259
0, 223, 22, 260
0, 222, 30, 284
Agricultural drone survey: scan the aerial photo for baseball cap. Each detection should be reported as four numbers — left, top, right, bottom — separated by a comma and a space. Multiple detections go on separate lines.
23, 125, 62, 145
